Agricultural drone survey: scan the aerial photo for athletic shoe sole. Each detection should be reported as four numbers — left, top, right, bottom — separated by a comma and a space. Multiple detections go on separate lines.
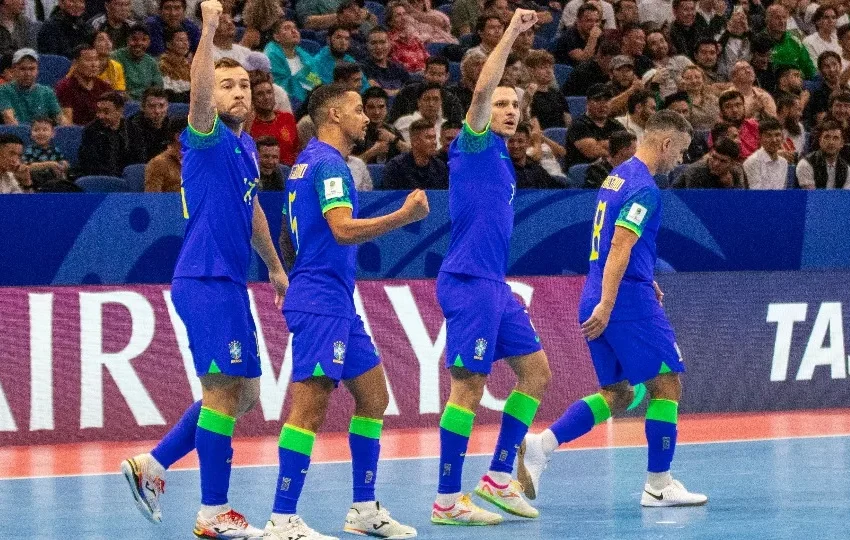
120, 458, 160, 524
516, 440, 537, 500
474, 487, 538, 519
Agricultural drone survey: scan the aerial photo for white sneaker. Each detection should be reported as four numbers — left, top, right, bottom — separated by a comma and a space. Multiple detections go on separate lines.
263, 515, 339, 540
120, 454, 165, 523
474, 475, 539, 518
641, 479, 708, 507
343, 501, 417, 538
517, 433, 550, 500
194, 508, 264, 539
431, 493, 503, 526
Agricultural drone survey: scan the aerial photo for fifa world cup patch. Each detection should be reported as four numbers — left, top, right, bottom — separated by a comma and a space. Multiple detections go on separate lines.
229, 340, 242, 364
324, 177, 344, 199
474, 338, 487, 360
333, 341, 346, 364
626, 203, 648, 225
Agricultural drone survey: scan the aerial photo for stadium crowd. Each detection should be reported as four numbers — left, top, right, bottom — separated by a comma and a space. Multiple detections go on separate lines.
2, 0, 850, 193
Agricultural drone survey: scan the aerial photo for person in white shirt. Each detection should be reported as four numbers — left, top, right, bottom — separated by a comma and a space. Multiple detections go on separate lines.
803, 5, 842, 65
743, 117, 789, 189
796, 120, 850, 189
394, 82, 443, 145
638, 0, 674, 25
776, 93, 805, 160
211, 13, 252, 66
615, 89, 655, 143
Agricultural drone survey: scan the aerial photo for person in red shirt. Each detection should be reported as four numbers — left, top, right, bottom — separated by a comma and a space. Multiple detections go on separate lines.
55, 44, 113, 125
718, 89, 761, 160
386, 1, 429, 74
248, 71, 298, 165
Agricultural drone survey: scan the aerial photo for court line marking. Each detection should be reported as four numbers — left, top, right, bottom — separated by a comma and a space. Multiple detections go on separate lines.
3, 430, 849, 482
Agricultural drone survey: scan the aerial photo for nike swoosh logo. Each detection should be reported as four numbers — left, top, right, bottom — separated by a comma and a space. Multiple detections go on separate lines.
500, 153, 510, 159
144, 484, 156, 497
644, 490, 664, 501
301, 469, 309, 474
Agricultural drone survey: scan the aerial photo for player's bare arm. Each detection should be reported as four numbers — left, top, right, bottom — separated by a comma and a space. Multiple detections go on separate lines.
250, 198, 288, 308
581, 226, 639, 340
324, 189, 429, 245
188, 0, 222, 134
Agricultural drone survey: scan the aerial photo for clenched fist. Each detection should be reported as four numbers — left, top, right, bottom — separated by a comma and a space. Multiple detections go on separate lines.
401, 189, 430, 224
200, 0, 223, 29
507, 9, 538, 36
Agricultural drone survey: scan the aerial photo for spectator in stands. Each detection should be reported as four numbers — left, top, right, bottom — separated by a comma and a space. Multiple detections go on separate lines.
743, 117, 789, 189
614, 89, 655, 143
389, 56, 463, 123
448, 49, 485, 113
386, 1, 429, 73
313, 25, 361, 85
838, 23, 850, 70
264, 19, 322, 106
511, 27, 534, 63
239, 0, 283, 50
663, 90, 690, 117
563, 83, 622, 168
797, 120, 849, 189
0, 49, 65, 125
757, 3, 815, 79
355, 86, 408, 164
467, 14, 504, 57
37, 0, 94, 58
645, 30, 693, 98
806, 50, 841, 125
113, 23, 163, 100
159, 28, 190, 102
406, 0, 457, 45
56, 44, 113, 125
254, 135, 283, 191
450, 0, 479, 36
553, 3, 601, 66
347, 153, 373, 190
695, 0, 725, 38
693, 39, 723, 83
0, 133, 31, 193
0, 0, 38, 55
212, 12, 251, 65
669, 0, 702, 58
436, 119, 461, 163
126, 86, 170, 162
729, 60, 777, 120
712, 121, 740, 146
562, 39, 617, 97
619, 24, 652, 76
819, 91, 850, 162
775, 65, 807, 106
526, 50, 569, 130
777, 93, 805, 159
719, 89, 760, 159
248, 71, 298, 166
90, 0, 135, 49
296, 0, 354, 30
395, 81, 443, 143
803, 5, 841, 63
678, 65, 720, 130
584, 130, 636, 188
146, 0, 200, 56
508, 121, 558, 189
333, 60, 368, 94
362, 27, 410, 97
718, 7, 752, 80
244, 51, 293, 113
78, 91, 137, 176
673, 137, 746, 188
382, 118, 448, 189
750, 33, 777, 93
23, 117, 69, 185
144, 114, 184, 192
89, 31, 127, 91
559, 0, 614, 33
604, 55, 641, 117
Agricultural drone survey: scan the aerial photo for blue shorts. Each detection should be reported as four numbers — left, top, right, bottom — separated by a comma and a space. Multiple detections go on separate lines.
171, 277, 261, 379
437, 272, 542, 375
285, 311, 381, 384
585, 313, 685, 387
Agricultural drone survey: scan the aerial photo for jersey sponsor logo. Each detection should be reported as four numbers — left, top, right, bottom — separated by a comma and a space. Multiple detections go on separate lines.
626, 203, 648, 225
229, 340, 242, 364
289, 163, 308, 179
474, 338, 487, 360
333, 340, 346, 364
325, 177, 344, 199
601, 175, 626, 191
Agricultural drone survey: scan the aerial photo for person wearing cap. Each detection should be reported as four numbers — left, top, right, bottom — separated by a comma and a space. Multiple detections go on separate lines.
113, 23, 163, 100
564, 82, 625, 168
0, 49, 66, 126
615, 89, 655, 143
605, 54, 642, 117
243, 51, 293, 113
0, 0, 39, 56
526, 49, 569, 130
37, 0, 95, 58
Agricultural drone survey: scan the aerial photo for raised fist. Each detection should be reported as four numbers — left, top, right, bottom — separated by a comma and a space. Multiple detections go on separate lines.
200, 0, 223, 28
508, 9, 538, 35
402, 189, 430, 223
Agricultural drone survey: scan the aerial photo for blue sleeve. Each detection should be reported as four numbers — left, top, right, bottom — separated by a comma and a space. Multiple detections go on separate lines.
184, 115, 223, 149
313, 158, 354, 214
614, 186, 659, 237
456, 121, 495, 154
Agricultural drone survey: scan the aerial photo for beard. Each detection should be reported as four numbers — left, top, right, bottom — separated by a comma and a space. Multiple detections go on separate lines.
783, 116, 802, 136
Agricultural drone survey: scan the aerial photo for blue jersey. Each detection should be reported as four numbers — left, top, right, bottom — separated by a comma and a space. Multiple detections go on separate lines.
579, 157, 663, 321
173, 117, 260, 285
283, 138, 358, 318
440, 123, 516, 281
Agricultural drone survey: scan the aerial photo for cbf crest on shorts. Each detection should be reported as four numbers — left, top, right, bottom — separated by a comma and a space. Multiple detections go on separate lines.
229, 340, 242, 364
474, 338, 487, 360
333, 340, 346, 364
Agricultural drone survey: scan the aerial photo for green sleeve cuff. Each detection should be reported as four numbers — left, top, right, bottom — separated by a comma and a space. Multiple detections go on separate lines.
186, 115, 221, 149
321, 201, 353, 214
463, 120, 490, 137
614, 220, 642, 237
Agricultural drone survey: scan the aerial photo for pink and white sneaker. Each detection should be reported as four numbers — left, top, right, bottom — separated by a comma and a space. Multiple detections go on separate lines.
193, 508, 264, 539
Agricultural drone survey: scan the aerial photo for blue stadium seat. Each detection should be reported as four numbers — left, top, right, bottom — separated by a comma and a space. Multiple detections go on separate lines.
554, 64, 573, 88
365, 1, 385, 23
437, 3, 452, 16
122, 164, 146, 192
0, 124, 32, 146
803, 131, 811, 154
426, 42, 447, 57
787, 163, 798, 189
536, 11, 560, 42
448, 61, 460, 83
803, 79, 821, 94
533, 33, 550, 50
543, 127, 567, 147
299, 29, 322, 43
168, 102, 189, 117
368, 163, 384, 189
234, 26, 245, 42
124, 100, 140, 117
54, 125, 84, 167
75, 175, 128, 192
37, 54, 71, 87
669, 164, 687, 186
566, 163, 590, 188
300, 38, 322, 55
566, 96, 586, 117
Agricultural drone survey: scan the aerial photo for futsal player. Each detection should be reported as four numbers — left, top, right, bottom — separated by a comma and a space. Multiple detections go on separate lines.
262, 83, 428, 540
517, 111, 709, 508
120, 1, 288, 537
429, 9, 552, 527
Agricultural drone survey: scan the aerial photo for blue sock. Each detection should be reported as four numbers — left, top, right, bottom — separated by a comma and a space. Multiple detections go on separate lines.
195, 406, 235, 506
645, 399, 678, 473
438, 403, 475, 494
151, 400, 201, 469
273, 424, 315, 514
489, 391, 540, 473
550, 393, 611, 445
349, 416, 383, 503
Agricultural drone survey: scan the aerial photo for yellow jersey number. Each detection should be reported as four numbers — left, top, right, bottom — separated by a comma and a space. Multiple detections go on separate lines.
288, 190, 300, 255
589, 201, 607, 261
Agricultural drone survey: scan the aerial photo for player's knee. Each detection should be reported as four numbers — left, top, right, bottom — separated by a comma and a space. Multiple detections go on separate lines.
648, 373, 682, 401
448, 369, 486, 409
236, 379, 261, 417
356, 384, 389, 418
521, 363, 551, 398
611, 388, 634, 413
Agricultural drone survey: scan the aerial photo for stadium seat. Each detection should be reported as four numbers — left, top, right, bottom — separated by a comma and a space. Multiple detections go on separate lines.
566, 163, 590, 188
54, 125, 84, 168
803, 79, 821, 94
0, 124, 32, 146
426, 42, 448, 57
75, 175, 128, 192
37, 54, 71, 87
566, 96, 587, 117
669, 164, 687, 185
234, 26, 245, 42
124, 100, 140, 117
786, 163, 798, 189
437, 3, 452, 15
300, 38, 322, 55
299, 29, 323, 43
543, 127, 567, 147
365, 1, 385, 23
448, 61, 460, 83
122, 163, 146, 192
168, 102, 189, 117
367, 163, 384, 189
554, 64, 573, 88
